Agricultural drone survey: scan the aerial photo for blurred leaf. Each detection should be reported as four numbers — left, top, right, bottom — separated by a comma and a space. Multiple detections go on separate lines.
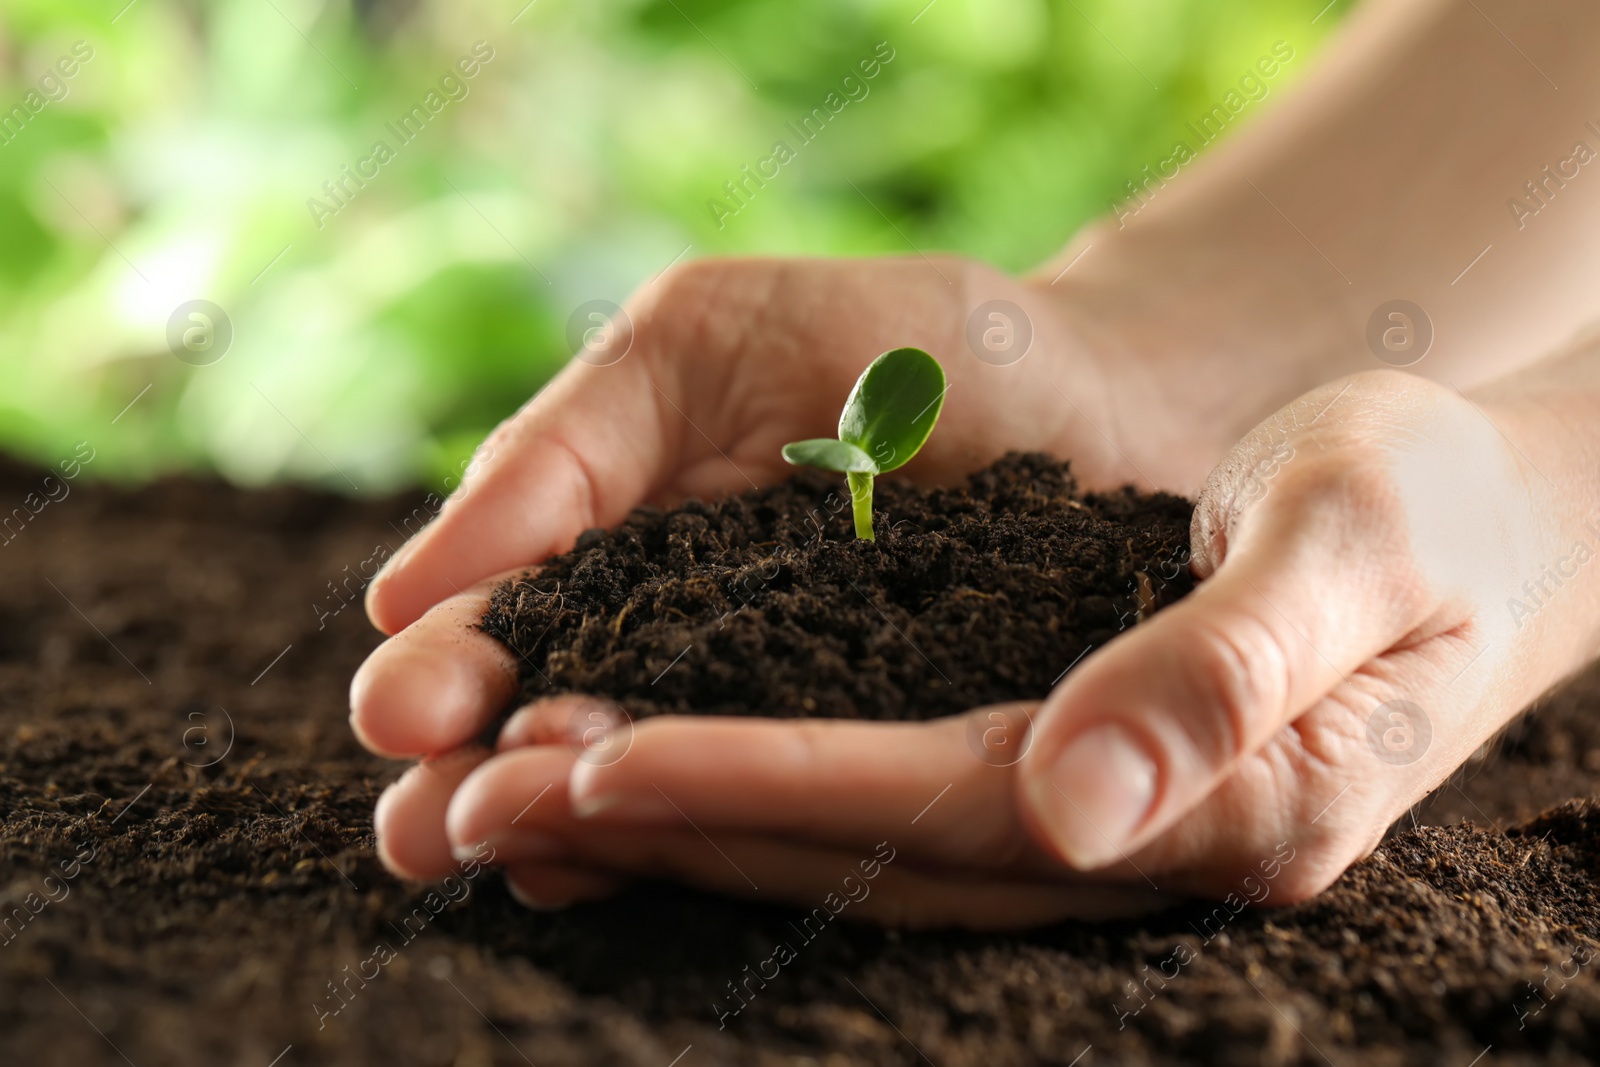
0, 0, 1345, 490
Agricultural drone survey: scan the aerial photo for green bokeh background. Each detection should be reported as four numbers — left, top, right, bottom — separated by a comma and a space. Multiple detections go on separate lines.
0, 0, 1346, 495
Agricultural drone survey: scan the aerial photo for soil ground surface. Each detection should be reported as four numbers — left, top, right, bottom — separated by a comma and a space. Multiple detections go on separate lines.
3, 454, 1600, 1066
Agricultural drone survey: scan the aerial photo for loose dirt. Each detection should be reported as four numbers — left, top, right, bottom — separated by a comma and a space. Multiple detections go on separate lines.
3, 455, 1599, 1066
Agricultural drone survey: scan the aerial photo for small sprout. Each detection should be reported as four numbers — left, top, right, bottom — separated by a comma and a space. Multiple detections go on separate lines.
782, 347, 947, 540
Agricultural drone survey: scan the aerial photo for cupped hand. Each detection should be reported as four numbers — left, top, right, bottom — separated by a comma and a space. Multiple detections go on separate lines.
361, 253, 1189, 642
351, 252, 1233, 880
428, 369, 1598, 927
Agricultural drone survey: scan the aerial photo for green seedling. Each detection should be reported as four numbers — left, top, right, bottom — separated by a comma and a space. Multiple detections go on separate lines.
781, 346, 947, 541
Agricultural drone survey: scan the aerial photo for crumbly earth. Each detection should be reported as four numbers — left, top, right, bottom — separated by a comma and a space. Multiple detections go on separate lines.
3, 454, 1600, 1066
482, 454, 1197, 720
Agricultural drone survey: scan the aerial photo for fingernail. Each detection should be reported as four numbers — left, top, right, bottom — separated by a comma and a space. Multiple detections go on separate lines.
346, 712, 400, 759
506, 879, 571, 912
1029, 723, 1157, 869
568, 765, 678, 822
363, 544, 408, 615
377, 534, 421, 581
567, 790, 676, 822
452, 833, 565, 864
375, 835, 403, 877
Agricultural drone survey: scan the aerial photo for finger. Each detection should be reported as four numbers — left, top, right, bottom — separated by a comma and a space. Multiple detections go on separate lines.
364, 349, 673, 635
448, 742, 1167, 927
562, 827, 1168, 930
439, 746, 627, 910
495, 694, 609, 752
349, 575, 520, 758
503, 861, 625, 911
374, 747, 492, 881
561, 705, 1060, 872
445, 745, 581, 863
1017, 458, 1435, 871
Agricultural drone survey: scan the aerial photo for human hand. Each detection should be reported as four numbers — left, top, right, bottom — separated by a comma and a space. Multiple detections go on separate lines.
361, 253, 1198, 640
351, 251, 1259, 884
431, 368, 1600, 926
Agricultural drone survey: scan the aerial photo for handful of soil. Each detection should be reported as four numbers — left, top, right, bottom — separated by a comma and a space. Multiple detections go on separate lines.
482, 452, 1195, 721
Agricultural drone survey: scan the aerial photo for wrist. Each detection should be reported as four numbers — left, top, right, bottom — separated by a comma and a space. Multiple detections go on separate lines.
1467, 382, 1600, 688
1027, 219, 1365, 493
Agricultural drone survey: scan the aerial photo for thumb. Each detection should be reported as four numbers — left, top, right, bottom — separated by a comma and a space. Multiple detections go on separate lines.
366, 259, 808, 634
1016, 454, 1431, 871
374, 348, 682, 632
364, 355, 669, 634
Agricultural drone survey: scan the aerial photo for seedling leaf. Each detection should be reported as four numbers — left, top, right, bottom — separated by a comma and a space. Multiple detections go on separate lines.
837, 347, 947, 473
780, 438, 876, 473
781, 347, 947, 540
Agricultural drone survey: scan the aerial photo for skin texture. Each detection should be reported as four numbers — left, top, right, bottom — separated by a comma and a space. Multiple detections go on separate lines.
352, 0, 1600, 925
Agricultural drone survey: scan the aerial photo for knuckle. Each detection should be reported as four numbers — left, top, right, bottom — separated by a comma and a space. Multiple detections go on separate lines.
1345, 366, 1419, 397
1178, 613, 1292, 762
1267, 853, 1346, 904
790, 720, 833, 769
1284, 451, 1395, 513
638, 257, 773, 323
1196, 377, 1422, 566
1267, 820, 1384, 904
479, 409, 525, 456
647, 257, 731, 305
629, 256, 780, 364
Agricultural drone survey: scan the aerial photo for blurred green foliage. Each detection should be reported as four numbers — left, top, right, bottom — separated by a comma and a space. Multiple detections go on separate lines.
0, 0, 1345, 494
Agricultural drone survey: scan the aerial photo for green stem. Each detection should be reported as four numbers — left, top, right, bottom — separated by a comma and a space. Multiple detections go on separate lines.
846, 470, 875, 540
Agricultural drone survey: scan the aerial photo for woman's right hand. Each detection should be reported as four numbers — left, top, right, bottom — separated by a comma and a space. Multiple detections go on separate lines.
431, 365, 1600, 926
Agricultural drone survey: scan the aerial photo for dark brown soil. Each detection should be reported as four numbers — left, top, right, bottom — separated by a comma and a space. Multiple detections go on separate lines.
5, 453, 1600, 1066
482, 453, 1196, 721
